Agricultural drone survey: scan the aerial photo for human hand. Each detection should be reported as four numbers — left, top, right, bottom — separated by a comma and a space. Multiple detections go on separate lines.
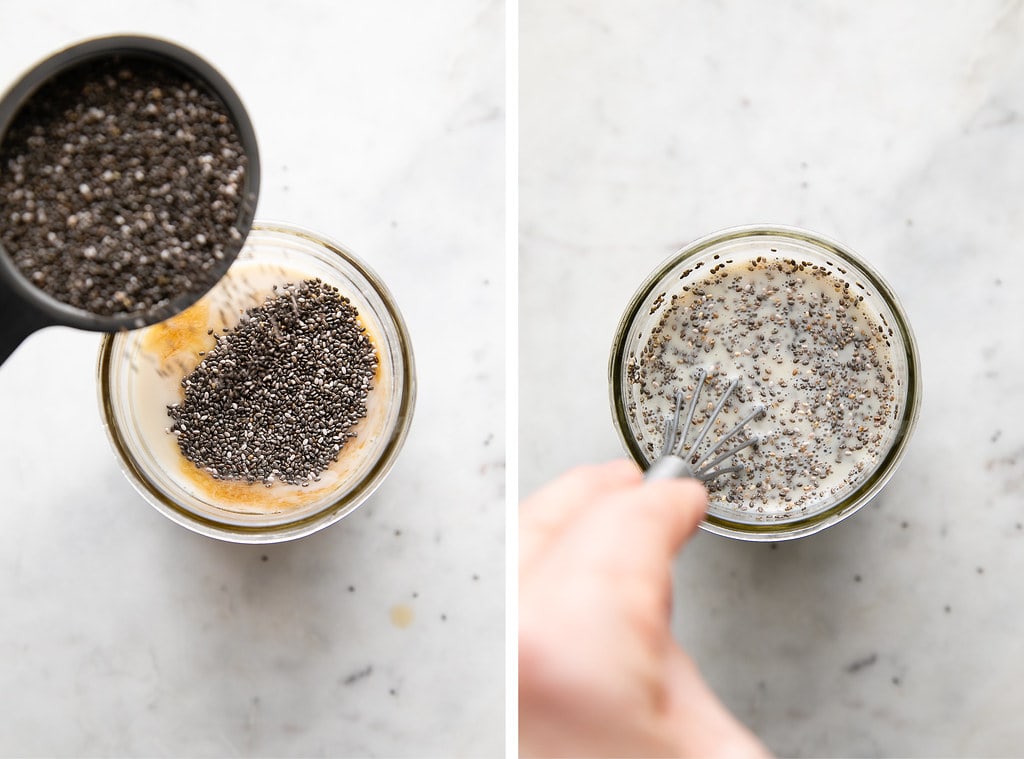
519, 460, 769, 758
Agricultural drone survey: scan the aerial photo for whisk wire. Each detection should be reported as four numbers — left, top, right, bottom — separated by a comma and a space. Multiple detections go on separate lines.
691, 404, 766, 472
683, 377, 739, 459
695, 433, 761, 475
645, 369, 766, 484
675, 368, 706, 454
661, 389, 685, 457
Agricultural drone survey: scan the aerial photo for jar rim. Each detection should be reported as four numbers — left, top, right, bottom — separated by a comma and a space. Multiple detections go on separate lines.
608, 225, 922, 541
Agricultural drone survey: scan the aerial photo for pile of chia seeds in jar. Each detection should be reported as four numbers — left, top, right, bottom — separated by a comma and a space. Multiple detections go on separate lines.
0, 56, 247, 317
628, 255, 899, 516
167, 279, 378, 487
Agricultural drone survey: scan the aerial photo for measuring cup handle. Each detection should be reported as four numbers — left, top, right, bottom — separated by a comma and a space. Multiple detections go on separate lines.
0, 288, 50, 366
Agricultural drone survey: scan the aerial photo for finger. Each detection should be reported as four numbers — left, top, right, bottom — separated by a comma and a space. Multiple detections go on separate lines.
521, 460, 642, 523
526, 477, 708, 626
520, 460, 642, 570
567, 477, 707, 567
629, 477, 708, 557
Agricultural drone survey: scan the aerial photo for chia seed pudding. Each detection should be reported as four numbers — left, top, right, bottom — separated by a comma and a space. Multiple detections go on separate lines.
611, 227, 920, 539
0, 55, 248, 318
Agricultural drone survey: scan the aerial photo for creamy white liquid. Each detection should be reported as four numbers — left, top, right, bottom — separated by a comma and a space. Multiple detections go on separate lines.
628, 255, 900, 519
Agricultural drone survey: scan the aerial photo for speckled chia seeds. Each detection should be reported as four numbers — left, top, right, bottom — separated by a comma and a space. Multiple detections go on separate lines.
0, 57, 247, 317
167, 279, 377, 486
627, 254, 900, 516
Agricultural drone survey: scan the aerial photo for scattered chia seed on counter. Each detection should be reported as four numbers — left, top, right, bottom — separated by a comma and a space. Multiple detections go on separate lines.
0, 57, 247, 317
627, 255, 899, 516
167, 279, 378, 487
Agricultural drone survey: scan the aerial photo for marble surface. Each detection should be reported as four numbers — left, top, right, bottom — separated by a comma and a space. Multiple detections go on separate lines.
521, 1, 1024, 756
0, 1, 504, 756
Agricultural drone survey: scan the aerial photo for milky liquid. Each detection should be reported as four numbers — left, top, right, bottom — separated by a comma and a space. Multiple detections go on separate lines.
626, 254, 901, 520
123, 259, 391, 516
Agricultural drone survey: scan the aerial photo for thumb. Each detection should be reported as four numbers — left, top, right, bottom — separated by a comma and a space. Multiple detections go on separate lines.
637, 476, 708, 554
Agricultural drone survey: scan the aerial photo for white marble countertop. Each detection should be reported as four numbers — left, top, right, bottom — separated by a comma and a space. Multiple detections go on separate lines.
522, 1, 1024, 756
0, 1, 504, 756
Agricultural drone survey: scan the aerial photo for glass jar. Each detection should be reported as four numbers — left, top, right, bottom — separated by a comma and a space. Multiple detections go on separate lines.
98, 221, 415, 543
609, 225, 921, 540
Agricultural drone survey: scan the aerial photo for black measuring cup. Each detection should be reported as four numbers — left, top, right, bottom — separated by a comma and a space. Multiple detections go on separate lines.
0, 35, 260, 365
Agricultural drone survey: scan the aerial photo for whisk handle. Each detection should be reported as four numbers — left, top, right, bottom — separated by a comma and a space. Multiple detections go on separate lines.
644, 455, 697, 482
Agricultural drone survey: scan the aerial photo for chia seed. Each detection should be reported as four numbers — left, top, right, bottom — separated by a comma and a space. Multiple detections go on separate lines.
0, 56, 248, 317
167, 279, 377, 486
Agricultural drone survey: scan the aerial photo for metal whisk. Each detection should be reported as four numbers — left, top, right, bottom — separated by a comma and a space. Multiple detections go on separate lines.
645, 368, 766, 482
